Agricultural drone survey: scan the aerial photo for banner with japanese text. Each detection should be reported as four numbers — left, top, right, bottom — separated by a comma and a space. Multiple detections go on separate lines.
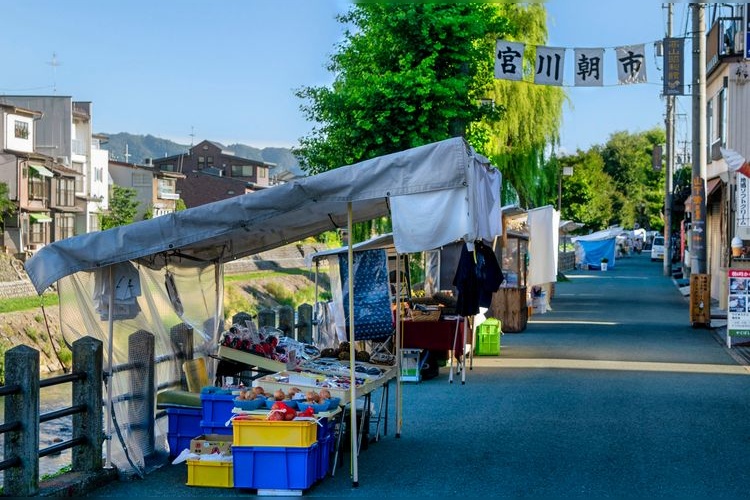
574, 48, 604, 86
494, 39, 664, 87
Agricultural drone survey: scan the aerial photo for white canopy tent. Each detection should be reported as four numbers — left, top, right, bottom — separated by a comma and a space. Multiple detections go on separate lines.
24, 137, 502, 484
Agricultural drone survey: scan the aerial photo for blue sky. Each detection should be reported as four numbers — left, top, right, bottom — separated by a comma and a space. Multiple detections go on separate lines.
0, 1, 692, 154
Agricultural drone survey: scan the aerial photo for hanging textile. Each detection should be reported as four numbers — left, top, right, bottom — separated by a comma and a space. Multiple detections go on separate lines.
453, 241, 503, 316
339, 249, 394, 341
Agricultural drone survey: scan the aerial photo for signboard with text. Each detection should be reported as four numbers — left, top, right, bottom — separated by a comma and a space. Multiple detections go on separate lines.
728, 268, 750, 337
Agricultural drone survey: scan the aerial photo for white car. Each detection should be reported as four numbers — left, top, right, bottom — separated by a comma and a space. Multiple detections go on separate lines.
651, 236, 665, 261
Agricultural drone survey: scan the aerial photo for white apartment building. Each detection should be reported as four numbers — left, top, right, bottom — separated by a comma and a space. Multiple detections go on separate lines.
0, 96, 109, 235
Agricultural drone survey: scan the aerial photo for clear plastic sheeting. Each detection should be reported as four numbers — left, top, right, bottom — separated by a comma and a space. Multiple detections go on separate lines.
56, 260, 223, 476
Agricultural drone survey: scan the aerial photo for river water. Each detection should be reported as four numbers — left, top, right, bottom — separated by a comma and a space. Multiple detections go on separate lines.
0, 371, 75, 481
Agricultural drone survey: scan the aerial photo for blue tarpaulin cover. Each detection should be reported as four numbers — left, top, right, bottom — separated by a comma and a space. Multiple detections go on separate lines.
577, 238, 617, 269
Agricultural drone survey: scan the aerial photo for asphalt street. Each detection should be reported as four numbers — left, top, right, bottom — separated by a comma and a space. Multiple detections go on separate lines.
83, 253, 750, 498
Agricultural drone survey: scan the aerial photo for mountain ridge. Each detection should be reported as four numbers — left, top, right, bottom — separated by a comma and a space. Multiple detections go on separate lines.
100, 132, 304, 176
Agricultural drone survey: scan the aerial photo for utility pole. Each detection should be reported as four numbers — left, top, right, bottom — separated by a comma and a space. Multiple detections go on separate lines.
664, 3, 675, 277
690, 3, 707, 275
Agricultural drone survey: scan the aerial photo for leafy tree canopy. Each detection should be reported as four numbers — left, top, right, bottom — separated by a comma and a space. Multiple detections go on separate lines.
99, 185, 139, 230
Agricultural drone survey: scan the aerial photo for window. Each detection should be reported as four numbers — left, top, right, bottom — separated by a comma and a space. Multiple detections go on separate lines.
29, 220, 46, 244
719, 87, 727, 147
231, 165, 255, 177
54, 214, 75, 240
28, 171, 47, 201
158, 178, 175, 193
132, 172, 150, 187
56, 178, 75, 207
89, 213, 100, 232
161, 163, 175, 172
198, 156, 205, 169
14, 120, 29, 139
207, 156, 214, 166
72, 162, 84, 193
258, 167, 267, 178
706, 98, 714, 158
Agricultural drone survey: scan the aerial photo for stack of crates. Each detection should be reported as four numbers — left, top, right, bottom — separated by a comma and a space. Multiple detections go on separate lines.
231, 418, 320, 491
185, 434, 234, 488
166, 406, 202, 459
475, 317, 502, 356
200, 391, 235, 435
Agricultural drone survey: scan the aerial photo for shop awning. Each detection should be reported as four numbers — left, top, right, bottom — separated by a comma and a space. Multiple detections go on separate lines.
29, 213, 52, 223
29, 164, 54, 178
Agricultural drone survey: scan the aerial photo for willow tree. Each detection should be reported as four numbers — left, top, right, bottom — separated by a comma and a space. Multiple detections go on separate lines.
472, 4, 566, 208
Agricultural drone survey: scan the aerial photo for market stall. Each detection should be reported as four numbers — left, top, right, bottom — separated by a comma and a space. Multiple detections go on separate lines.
24, 136, 503, 487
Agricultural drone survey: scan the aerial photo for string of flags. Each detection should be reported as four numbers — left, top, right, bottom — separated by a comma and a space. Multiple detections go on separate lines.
494, 38, 684, 94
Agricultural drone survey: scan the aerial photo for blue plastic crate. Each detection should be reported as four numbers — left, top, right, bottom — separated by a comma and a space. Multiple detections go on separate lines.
200, 392, 235, 424
316, 435, 333, 480
200, 420, 233, 436
166, 407, 202, 458
316, 416, 336, 442
232, 444, 318, 491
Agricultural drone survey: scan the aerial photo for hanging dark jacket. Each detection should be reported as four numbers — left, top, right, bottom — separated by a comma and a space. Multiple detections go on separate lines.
452, 241, 504, 316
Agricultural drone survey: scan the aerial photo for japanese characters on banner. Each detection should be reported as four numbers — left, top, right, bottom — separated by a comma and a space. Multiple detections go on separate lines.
728, 269, 750, 338
495, 39, 650, 86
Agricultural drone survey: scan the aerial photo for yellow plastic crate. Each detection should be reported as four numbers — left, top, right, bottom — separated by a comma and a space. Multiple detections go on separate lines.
232, 418, 317, 448
186, 459, 233, 488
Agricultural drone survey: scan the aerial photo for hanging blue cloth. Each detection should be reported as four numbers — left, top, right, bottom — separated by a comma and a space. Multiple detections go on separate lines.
339, 249, 394, 341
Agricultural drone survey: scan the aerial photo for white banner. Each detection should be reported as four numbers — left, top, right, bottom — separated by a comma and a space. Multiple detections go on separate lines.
495, 40, 524, 81
534, 46, 565, 86
616, 44, 647, 84
574, 48, 604, 86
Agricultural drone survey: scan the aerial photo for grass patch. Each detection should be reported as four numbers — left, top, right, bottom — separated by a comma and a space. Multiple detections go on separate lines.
224, 268, 314, 283
0, 293, 58, 313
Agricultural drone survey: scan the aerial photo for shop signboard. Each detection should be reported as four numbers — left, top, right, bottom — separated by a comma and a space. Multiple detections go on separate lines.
727, 268, 750, 344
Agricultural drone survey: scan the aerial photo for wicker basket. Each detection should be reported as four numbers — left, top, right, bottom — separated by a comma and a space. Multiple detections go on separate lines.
409, 308, 441, 322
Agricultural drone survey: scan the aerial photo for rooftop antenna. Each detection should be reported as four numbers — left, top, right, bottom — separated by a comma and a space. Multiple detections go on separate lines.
189, 125, 195, 148
124, 144, 131, 164
47, 52, 61, 94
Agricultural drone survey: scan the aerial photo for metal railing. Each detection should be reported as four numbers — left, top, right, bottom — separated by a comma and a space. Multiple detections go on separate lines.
1, 337, 104, 497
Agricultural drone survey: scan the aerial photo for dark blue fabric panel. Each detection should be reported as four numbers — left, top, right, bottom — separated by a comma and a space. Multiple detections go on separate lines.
339, 249, 393, 340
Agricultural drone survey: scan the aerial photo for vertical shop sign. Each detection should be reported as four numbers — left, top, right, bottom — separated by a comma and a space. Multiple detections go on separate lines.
663, 37, 684, 96
728, 269, 750, 341
690, 177, 706, 255
738, 175, 750, 227
746, 4, 750, 59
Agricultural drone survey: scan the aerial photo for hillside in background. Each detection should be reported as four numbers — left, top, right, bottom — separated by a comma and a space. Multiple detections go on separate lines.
101, 132, 304, 176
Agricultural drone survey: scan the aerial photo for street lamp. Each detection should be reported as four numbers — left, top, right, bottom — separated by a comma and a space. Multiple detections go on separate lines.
557, 165, 573, 213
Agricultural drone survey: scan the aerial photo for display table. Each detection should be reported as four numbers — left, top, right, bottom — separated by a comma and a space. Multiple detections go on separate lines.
253, 364, 396, 475
401, 317, 468, 383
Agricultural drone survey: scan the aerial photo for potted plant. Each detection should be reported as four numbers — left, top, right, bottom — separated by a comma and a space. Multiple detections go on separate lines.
600, 257, 609, 271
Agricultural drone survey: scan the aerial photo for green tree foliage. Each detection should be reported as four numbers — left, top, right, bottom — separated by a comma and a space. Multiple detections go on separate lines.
600, 128, 666, 230
99, 185, 139, 230
558, 148, 616, 230
557, 127, 669, 233
294, 3, 513, 175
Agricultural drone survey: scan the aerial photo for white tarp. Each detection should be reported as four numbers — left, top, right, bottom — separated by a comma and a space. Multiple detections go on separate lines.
26, 137, 501, 294
527, 205, 559, 287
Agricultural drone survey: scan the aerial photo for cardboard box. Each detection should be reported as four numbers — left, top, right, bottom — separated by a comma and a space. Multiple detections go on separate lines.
190, 434, 233, 456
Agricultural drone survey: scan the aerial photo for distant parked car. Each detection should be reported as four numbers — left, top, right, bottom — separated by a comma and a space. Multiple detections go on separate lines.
651, 236, 665, 261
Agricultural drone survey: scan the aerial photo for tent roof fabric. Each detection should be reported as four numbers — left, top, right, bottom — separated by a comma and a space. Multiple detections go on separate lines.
25, 137, 502, 294
307, 233, 396, 264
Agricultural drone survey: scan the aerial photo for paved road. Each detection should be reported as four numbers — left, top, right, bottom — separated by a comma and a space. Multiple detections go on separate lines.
84, 254, 750, 498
